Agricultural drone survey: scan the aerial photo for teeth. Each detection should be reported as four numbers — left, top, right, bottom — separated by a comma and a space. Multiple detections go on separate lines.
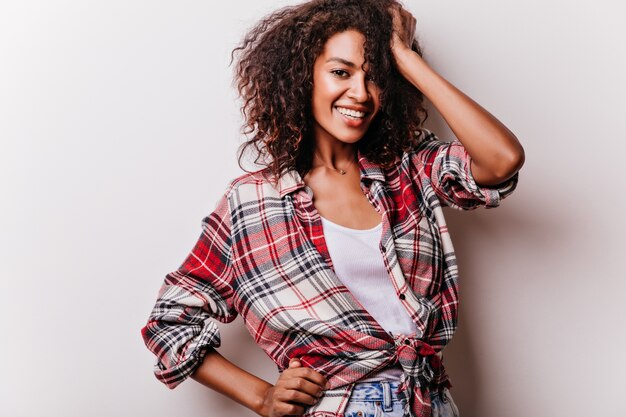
336, 107, 366, 118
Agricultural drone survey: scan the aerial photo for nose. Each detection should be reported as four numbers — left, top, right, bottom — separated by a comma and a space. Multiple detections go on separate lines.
347, 74, 370, 102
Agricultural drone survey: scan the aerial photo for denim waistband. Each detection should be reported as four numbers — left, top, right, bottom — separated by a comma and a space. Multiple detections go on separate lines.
348, 380, 403, 402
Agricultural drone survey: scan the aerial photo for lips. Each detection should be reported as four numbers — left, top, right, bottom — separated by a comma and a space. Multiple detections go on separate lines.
334, 106, 368, 128
335, 106, 367, 118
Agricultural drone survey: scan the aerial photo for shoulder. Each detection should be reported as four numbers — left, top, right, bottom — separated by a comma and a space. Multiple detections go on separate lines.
395, 128, 441, 170
408, 128, 445, 155
222, 167, 282, 202
402, 128, 463, 172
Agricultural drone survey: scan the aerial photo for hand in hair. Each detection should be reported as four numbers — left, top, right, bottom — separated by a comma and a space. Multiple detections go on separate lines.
389, 4, 417, 55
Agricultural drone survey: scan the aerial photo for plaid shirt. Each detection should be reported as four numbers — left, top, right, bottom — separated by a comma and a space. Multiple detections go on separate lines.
141, 129, 518, 417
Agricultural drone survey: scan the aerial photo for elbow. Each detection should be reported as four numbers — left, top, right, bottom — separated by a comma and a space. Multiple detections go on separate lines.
493, 141, 525, 182
473, 144, 525, 186
504, 143, 525, 176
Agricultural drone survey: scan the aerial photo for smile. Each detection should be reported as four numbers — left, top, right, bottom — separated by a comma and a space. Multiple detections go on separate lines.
335, 106, 367, 119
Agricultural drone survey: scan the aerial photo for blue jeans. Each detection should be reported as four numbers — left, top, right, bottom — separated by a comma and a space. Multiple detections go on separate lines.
344, 380, 460, 417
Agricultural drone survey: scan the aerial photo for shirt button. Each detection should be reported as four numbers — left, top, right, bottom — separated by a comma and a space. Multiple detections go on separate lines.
398, 293, 406, 300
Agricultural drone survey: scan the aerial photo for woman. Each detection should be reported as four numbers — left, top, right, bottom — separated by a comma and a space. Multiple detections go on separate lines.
140, 1, 524, 417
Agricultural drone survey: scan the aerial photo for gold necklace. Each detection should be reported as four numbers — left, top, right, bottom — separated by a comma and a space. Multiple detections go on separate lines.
313, 150, 356, 175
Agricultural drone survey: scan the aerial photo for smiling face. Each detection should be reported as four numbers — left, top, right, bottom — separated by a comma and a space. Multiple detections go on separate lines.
311, 30, 381, 146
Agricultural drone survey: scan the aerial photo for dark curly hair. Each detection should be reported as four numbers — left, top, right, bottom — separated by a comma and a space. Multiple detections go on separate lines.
231, 0, 427, 183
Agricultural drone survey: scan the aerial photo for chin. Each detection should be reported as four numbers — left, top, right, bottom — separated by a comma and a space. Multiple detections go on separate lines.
335, 133, 366, 144
330, 124, 373, 143
313, 118, 373, 144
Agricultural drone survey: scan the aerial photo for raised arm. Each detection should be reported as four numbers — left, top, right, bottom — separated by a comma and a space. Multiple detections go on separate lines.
390, 6, 525, 186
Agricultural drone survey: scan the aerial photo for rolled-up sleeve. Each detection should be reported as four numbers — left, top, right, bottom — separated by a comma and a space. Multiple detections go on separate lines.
140, 190, 237, 389
412, 129, 519, 210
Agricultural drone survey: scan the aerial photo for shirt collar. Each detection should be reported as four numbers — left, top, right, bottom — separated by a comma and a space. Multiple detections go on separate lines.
278, 148, 387, 198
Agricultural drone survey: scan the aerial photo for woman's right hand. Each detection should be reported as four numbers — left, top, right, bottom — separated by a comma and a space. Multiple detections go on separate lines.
259, 357, 328, 417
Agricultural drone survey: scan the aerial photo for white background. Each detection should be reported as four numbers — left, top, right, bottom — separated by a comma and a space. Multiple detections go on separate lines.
1, 1, 624, 417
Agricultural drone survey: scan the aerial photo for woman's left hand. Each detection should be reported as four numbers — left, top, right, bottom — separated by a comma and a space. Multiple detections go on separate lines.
389, 5, 416, 60
387, 4, 525, 185
389, 5, 422, 80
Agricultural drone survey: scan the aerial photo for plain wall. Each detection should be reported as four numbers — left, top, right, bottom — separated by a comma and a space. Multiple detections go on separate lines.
1, 1, 624, 416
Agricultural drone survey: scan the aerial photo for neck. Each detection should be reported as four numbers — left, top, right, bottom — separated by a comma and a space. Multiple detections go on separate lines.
312, 142, 357, 169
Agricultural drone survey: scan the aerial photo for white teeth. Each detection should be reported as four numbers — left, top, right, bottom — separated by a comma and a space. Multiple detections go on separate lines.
336, 107, 366, 118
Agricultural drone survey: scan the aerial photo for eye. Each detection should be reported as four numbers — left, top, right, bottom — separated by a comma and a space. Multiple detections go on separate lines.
331, 69, 350, 78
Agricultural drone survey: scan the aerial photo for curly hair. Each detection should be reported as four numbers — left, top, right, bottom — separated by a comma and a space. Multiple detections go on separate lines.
231, 0, 427, 183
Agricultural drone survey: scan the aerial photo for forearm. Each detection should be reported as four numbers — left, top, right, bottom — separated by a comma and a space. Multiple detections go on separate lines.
395, 49, 525, 185
191, 348, 272, 417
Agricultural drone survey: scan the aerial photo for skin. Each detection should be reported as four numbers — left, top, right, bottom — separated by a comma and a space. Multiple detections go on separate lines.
310, 30, 381, 148
305, 29, 383, 229
388, 5, 525, 185
191, 351, 325, 417
190, 6, 525, 417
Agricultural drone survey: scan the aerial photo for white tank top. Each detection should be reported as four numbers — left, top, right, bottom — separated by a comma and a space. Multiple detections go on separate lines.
320, 215, 418, 381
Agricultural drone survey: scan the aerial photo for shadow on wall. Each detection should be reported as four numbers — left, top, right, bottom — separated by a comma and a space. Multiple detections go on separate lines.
441, 198, 570, 416
444, 207, 523, 416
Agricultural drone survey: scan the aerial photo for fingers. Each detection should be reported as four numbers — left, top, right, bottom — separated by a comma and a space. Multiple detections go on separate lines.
264, 360, 323, 417
273, 402, 306, 417
266, 359, 330, 417
279, 358, 328, 397
281, 375, 325, 397
283, 365, 327, 390
389, 4, 416, 48
404, 12, 416, 46
284, 358, 327, 387
390, 5, 403, 35
276, 385, 321, 406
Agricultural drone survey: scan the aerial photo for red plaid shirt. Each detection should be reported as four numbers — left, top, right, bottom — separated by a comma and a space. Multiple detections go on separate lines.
141, 129, 518, 417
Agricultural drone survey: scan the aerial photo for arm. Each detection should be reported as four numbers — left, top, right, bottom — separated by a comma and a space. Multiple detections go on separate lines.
190, 348, 271, 415
390, 6, 525, 186
191, 351, 327, 417
140, 189, 327, 416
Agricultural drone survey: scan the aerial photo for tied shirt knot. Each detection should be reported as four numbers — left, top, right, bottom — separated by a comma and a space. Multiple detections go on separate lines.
393, 334, 442, 387
391, 334, 448, 417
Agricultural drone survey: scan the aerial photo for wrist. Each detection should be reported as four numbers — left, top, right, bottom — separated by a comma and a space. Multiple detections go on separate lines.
394, 43, 414, 59
394, 50, 432, 91
254, 384, 273, 417
394, 47, 416, 74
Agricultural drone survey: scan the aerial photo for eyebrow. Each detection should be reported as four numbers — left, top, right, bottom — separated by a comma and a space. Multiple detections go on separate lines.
325, 57, 358, 68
